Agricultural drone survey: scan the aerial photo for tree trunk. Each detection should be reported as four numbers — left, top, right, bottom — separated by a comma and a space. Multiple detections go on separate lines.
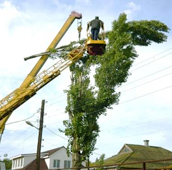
72, 137, 82, 170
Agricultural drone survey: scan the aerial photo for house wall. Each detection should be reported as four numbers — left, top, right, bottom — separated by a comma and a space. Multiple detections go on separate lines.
11, 148, 86, 170
12, 155, 35, 170
23, 155, 36, 167
44, 158, 50, 169
47, 147, 72, 169
0, 162, 6, 170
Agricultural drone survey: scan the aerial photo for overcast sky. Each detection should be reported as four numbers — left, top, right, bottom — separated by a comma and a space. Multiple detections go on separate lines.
0, 0, 172, 162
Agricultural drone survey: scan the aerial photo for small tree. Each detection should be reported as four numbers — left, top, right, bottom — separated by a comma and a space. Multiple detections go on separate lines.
3, 158, 12, 169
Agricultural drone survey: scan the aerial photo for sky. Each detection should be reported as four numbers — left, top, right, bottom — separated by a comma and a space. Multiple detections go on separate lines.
0, 0, 172, 163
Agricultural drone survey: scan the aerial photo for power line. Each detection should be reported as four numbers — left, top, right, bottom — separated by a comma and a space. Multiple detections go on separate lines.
43, 48, 172, 104
101, 117, 172, 132
121, 71, 172, 93
131, 52, 172, 72
2, 49, 172, 153
133, 47, 172, 67
115, 126, 172, 139
0, 126, 34, 151
44, 83, 172, 125
5, 80, 172, 129
45, 120, 64, 126
120, 84, 172, 104
6, 112, 37, 125
45, 126, 68, 140
4, 131, 37, 153
46, 94, 67, 102
121, 65, 172, 87
46, 97, 67, 108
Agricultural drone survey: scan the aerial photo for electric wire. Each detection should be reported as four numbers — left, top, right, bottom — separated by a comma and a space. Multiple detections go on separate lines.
46, 97, 67, 108
45, 120, 64, 126
120, 84, 172, 104
3, 131, 37, 153
121, 71, 172, 93
101, 117, 172, 132
6, 112, 37, 125
131, 52, 172, 72
5, 76, 172, 128
42, 81, 172, 127
115, 126, 172, 139
42, 48, 172, 104
0, 126, 34, 151
47, 83, 172, 117
2, 47, 172, 155
1, 123, 27, 142
133, 47, 172, 67
121, 65, 172, 87
47, 94, 67, 102
45, 126, 68, 140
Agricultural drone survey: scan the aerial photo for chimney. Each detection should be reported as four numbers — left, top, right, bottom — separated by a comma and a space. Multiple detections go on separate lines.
144, 140, 149, 146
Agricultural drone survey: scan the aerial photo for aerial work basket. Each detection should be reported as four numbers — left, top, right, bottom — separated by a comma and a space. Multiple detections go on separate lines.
86, 32, 106, 56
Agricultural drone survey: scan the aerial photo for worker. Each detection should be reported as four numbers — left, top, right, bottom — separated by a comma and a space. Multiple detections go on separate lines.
87, 16, 104, 40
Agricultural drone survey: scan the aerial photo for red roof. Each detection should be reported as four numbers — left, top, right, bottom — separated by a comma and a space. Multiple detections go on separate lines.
42, 146, 64, 156
16, 159, 48, 170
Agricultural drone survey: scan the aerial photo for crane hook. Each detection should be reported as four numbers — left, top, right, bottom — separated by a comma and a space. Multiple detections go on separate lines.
77, 19, 82, 41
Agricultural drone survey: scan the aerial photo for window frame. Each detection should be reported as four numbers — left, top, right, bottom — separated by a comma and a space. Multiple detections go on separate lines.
53, 159, 60, 168
64, 160, 71, 168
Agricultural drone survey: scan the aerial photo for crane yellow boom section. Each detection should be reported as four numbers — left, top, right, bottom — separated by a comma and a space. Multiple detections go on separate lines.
20, 11, 82, 89
0, 11, 84, 138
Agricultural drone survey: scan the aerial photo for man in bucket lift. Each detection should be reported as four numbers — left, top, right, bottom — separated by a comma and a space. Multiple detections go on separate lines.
87, 16, 104, 40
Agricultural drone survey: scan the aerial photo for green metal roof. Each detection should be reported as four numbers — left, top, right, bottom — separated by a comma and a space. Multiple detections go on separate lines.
104, 144, 172, 169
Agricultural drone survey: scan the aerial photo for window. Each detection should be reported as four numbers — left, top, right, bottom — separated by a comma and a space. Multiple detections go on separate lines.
53, 159, 60, 168
20, 158, 23, 167
12, 160, 15, 168
121, 146, 130, 153
18, 159, 20, 167
14, 160, 17, 168
64, 160, 71, 168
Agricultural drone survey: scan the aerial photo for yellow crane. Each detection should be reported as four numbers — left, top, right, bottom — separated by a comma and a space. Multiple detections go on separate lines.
0, 11, 106, 141
0, 11, 85, 141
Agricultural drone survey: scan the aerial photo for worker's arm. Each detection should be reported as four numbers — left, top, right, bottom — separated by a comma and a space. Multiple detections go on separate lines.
86, 22, 90, 32
101, 21, 104, 30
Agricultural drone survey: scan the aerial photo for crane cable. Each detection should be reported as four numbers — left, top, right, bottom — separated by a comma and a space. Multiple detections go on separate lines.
77, 18, 82, 41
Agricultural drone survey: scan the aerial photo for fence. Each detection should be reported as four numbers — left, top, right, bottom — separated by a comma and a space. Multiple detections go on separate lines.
50, 158, 172, 170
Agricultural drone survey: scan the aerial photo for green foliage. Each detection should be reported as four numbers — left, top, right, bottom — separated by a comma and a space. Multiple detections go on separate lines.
128, 19, 170, 45
48, 39, 86, 60
61, 13, 169, 168
95, 154, 105, 165
91, 154, 106, 170
63, 62, 100, 163
3, 158, 12, 169
95, 13, 137, 108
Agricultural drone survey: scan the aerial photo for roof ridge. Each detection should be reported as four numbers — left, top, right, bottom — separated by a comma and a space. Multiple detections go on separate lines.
42, 146, 65, 156
126, 143, 162, 148
42, 146, 64, 153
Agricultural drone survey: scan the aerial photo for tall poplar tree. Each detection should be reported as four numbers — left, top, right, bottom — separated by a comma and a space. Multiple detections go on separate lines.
60, 13, 169, 169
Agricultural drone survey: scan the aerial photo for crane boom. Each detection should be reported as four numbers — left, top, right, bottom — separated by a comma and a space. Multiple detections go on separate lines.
20, 11, 82, 89
0, 11, 84, 139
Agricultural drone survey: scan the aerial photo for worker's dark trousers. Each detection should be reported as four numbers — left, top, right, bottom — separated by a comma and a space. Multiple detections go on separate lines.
91, 29, 99, 40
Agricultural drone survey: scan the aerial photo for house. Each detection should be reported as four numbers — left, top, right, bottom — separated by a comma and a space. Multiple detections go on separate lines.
11, 146, 86, 170
104, 140, 172, 170
0, 161, 6, 170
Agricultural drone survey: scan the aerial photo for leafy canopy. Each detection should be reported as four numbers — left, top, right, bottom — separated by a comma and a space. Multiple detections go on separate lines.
60, 13, 169, 166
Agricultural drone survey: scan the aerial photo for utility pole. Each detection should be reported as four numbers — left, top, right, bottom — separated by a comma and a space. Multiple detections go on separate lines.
36, 99, 45, 170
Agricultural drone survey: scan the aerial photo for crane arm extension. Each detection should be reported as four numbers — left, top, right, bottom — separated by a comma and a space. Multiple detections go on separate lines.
0, 45, 86, 134
20, 11, 82, 89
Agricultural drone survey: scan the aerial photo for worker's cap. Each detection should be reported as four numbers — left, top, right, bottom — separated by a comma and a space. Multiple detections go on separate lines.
95, 16, 99, 19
